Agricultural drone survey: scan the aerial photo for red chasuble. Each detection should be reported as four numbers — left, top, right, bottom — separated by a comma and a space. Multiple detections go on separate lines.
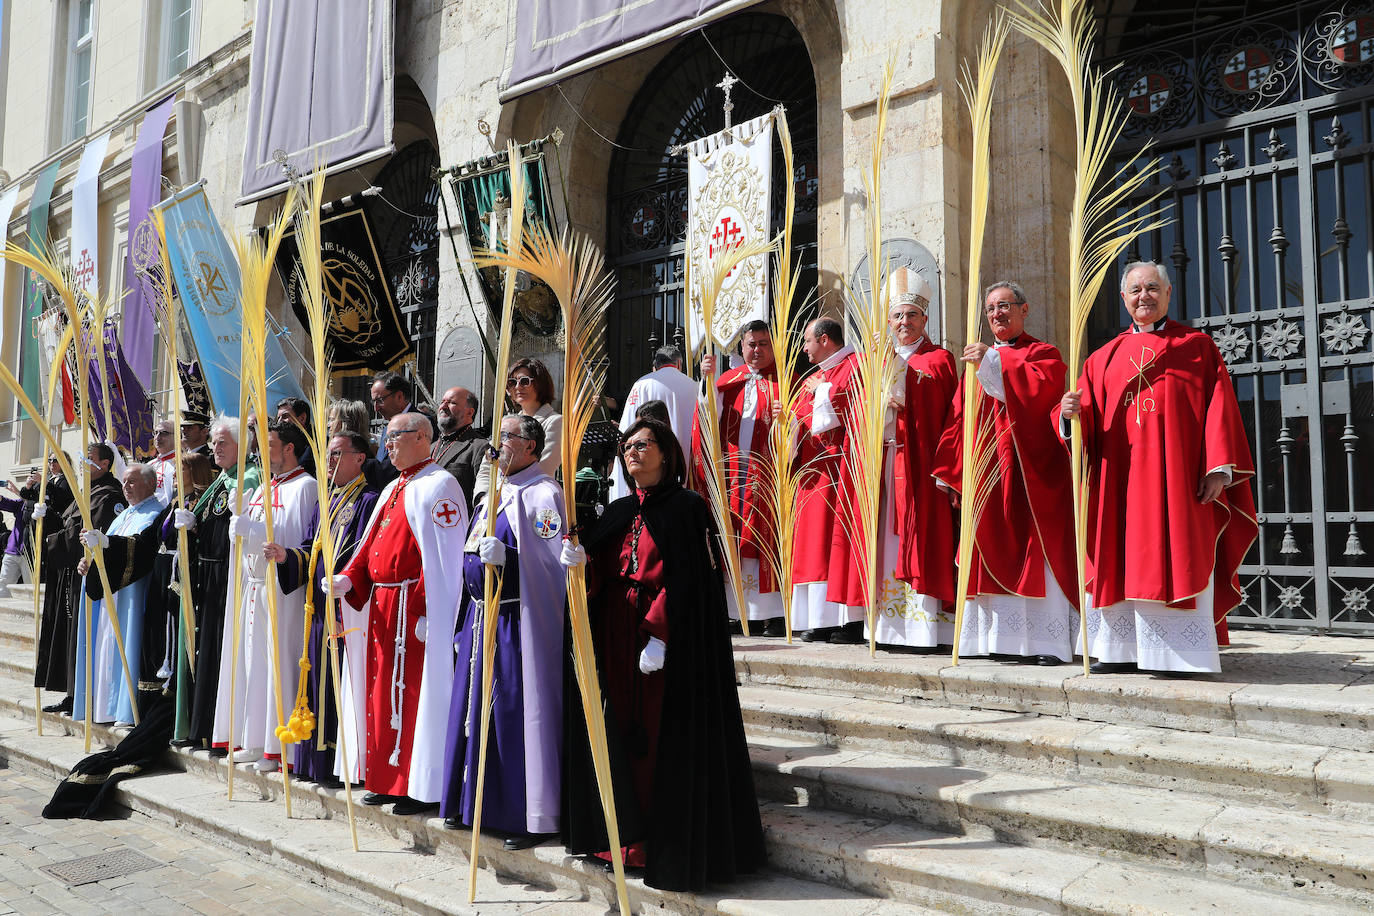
792, 350, 859, 585
343, 476, 428, 796
933, 335, 1078, 605
1067, 321, 1257, 639
894, 340, 959, 604
690, 365, 781, 591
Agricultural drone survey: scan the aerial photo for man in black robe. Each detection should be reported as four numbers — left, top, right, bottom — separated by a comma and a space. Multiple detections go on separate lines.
35, 444, 123, 713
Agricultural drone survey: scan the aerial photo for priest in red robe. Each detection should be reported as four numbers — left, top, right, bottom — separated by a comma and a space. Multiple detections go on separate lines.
791, 316, 863, 643
933, 281, 1080, 665
1059, 261, 1257, 674
829, 268, 958, 650
334, 412, 468, 815
694, 320, 784, 636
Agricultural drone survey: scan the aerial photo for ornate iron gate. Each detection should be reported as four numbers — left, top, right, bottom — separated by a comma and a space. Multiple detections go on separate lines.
1098, 1, 1374, 631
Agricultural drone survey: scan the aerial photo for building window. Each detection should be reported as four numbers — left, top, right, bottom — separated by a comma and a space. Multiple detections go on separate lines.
158, 0, 194, 84
66, 0, 94, 142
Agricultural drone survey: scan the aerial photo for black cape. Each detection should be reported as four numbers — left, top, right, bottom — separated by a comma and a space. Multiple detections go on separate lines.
561, 482, 765, 891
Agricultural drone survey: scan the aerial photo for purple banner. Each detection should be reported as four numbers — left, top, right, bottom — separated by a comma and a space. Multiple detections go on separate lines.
87, 323, 156, 456
502, 0, 763, 101
122, 95, 176, 391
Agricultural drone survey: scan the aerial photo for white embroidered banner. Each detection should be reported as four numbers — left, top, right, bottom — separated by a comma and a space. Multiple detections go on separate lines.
70, 130, 110, 299
0, 182, 20, 365
687, 111, 773, 350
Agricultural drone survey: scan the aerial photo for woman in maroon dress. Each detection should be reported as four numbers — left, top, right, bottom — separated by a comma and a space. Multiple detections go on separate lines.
561, 417, 766, 891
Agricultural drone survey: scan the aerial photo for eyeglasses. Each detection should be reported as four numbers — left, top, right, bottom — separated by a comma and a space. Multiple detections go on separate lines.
984, 300, 1022, 315
326, 449, 363, 460
384, 428, 420, 442
621, 439, 657, 455
506, 376, 535, 389
499, 431, 532, 442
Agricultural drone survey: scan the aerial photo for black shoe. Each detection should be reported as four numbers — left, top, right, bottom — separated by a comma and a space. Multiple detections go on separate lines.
362, 792, 401, 807
1089, 661, 1137, 674
42, 698, 72, 714
316, 776, 345, 790
762, 618, 786, 638
391, 797, 438, 816
801, 627, 835, 643
170, 738, 196, 748
503, 832, 555, 851
443, 816, 462, 830
828, 622, 864, 645
727, 619, 743, 635
1032, 655, 1062, 667
207, 746, 229, 759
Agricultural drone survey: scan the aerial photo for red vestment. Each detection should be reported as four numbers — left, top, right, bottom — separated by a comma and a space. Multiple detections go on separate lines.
792, 349, 859, 585
894, 340, 959, 604
690, 365, 781, 591
342, 479, 427, 796
1066, 321, 1257, 640
932, 336, 1078, 605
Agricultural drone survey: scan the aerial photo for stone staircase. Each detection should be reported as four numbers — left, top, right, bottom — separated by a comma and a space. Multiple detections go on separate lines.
3, 582, 1374, 913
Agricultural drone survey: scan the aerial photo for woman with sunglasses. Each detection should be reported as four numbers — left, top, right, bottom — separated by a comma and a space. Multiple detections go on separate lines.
473, 357, 563, 506
559, 417, 765, 891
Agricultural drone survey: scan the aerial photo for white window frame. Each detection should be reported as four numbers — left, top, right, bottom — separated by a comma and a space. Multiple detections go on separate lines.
157, 0, 196, 86
64, 0, 96, 144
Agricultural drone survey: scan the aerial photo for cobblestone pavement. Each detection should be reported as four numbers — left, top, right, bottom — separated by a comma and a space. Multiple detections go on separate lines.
0, 767, 369, 916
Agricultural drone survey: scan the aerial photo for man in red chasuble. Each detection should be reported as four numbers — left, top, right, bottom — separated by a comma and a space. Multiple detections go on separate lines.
1060, 261, 1257, 674
334, 412, 468, 814
933, 281, 1080, 665
695, 321, 785, 636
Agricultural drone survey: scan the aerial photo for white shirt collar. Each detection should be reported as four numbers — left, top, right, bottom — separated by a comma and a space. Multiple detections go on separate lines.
818, 344, 855, 371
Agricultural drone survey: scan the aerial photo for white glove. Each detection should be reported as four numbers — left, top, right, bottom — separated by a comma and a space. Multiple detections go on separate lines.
80, 529, 109, 549
173, 508, 197, 530
477, 536, 506, 567
638, 636, 666, 675
228, 514, 267, 551
323, 573, 352, 596
31, 505, 47, 520
560, 541, 587, 568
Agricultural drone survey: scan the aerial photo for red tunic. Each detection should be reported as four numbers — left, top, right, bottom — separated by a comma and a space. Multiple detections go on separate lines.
589, 492, 670, 868
342, 474, 428, 796
690, 365, 780, 591
894, 340, 959, 604
933, 336, 1078, 605
792, 350, 859, 585
1066, 321, 1257, 639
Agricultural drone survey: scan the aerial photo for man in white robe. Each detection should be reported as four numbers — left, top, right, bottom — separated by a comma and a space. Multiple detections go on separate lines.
610, 345, 700, 500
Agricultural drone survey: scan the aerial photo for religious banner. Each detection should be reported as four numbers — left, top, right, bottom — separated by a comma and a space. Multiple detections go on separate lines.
35, 306, 77, 425
154, 182, 306, 411
501, 0, 765, 101
20, 160, 62, 415
0, 182, 21, 366
87, 322, 156, 454
273, 199, 411, 373
686, 111, 774, 350
239, 0, 394, 202
70, 130, 111, 299
123, 95, 176, 388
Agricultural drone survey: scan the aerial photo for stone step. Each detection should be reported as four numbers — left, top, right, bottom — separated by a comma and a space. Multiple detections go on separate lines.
739, 684, 1374, 818
0, 693, 929, 916
732, 633, 1374, 755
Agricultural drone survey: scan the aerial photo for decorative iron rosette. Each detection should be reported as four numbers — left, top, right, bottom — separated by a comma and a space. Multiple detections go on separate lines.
1115, 50, 1194, 138
1201, 23, 1299, 117
1303, 1, 1374, 91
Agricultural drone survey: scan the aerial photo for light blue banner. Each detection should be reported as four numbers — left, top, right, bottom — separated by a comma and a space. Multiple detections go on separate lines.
153, 182, 305, 414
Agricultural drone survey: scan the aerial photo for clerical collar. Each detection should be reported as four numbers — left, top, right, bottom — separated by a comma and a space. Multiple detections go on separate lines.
895, 337, 926, 360
817, 344, 856, 371
1132, 316, 1170, 333
399, 457, 432, 478
993, 335, 1021, 348
271, 466, 307, 484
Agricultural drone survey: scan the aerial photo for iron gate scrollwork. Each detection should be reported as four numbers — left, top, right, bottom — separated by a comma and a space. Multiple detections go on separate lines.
1097, 0, 1374, 631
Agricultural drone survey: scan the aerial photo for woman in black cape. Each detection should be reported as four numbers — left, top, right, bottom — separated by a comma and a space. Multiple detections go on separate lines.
561, 417, 766, 891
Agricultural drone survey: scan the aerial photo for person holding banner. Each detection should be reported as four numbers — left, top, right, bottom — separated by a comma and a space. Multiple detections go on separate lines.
440, 413, 566, 849
1058, 261, 1257, 674
332, 412, 467, 816
695, 322, 785, 636
933, 282, 1080, 665
561, 417, 765, 889
790, 317, 863, 644
213, 421, 316, 772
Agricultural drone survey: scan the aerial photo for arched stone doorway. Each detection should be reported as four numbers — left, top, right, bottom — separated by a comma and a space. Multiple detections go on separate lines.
605, 12, 819, 400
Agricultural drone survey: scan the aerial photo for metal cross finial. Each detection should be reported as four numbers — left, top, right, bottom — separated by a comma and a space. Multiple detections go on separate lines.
717, 72, 740, 129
